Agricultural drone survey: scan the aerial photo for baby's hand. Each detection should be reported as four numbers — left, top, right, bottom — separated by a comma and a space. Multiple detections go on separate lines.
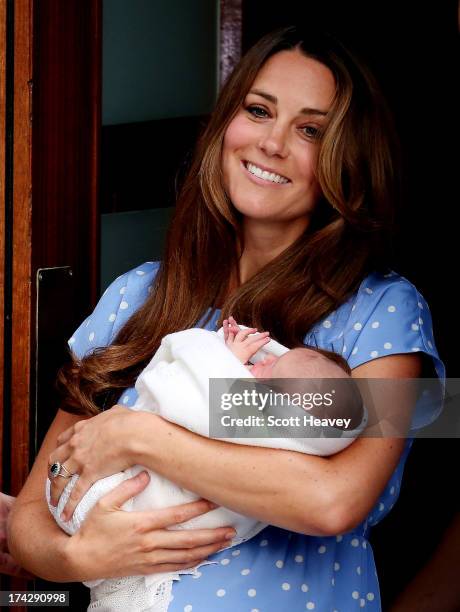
223, 316, 270, 364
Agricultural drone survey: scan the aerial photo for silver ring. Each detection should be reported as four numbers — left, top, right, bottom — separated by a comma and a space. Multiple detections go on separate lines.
49, 461, 73, 480
59, 463, 73, 478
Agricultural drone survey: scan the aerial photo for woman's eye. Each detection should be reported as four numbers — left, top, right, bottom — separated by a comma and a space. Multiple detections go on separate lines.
246, 105, 269, 119
301, 125, 322, 140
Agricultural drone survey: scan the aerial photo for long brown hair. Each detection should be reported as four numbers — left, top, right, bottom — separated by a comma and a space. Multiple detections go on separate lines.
58, 27, 400, 416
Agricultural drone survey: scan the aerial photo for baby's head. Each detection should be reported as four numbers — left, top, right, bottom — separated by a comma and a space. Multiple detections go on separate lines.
250, 346, 363, 428
250, 346, 350, 380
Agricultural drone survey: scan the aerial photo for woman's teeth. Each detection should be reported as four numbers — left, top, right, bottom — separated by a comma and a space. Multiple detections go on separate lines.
245, 162, 289, 184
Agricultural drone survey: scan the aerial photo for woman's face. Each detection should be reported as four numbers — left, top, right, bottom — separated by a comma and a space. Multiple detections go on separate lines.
222, 49, 335, 228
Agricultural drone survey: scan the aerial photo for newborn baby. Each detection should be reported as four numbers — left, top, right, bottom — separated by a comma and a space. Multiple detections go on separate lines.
223, 316, 363, 430
46, 317, 365, 611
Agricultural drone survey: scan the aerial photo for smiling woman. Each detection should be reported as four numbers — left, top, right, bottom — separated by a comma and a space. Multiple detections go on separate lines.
222, 49, 335, 281
7, 26, 445, 612
222, 50, 333, 230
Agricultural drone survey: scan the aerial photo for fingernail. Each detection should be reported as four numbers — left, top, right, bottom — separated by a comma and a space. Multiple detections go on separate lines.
208, 502, 218, 510
137, 471, 148, 481
225, 530, 236, 539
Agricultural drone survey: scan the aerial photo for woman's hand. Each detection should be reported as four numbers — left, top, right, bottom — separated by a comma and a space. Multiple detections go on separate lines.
48, 405, 144, 520
64, 471, 235, 581
0, 493, 35, 578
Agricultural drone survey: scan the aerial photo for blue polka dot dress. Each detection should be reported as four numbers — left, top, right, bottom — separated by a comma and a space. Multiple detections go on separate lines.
69, 262, 445, 612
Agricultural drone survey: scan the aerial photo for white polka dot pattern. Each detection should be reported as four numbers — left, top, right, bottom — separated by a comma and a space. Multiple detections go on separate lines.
66, 265, 443, 612
317, 545, 326, 554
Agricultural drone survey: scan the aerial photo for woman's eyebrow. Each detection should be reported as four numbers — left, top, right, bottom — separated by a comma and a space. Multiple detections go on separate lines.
249, 89, 328, 116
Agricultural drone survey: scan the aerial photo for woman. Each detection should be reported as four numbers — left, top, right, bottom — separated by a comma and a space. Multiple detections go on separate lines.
8, 27, 444, 611
0, 493, 34, 578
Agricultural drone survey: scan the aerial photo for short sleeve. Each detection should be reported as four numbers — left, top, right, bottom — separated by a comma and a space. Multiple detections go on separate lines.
342, 275, 445, 432
304, 272, 445, 433
344, 278, 443, 375
68, 261, 160, 359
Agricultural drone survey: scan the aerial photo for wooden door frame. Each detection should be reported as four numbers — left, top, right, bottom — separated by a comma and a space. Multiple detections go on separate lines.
0, 0, 6, 491
1, 0, 101, 529
1, 3, 100, 602
9, 0, 34, 497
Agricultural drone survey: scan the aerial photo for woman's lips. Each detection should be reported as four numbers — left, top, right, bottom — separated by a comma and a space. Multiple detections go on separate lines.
241, 161, 291, 187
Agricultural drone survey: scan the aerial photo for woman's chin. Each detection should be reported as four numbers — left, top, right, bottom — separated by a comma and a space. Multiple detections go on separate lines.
232, 203, 285, 222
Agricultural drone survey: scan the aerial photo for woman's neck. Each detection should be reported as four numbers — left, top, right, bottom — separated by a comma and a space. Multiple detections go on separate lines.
215, 217, 309, 308
238, 217, 309, 283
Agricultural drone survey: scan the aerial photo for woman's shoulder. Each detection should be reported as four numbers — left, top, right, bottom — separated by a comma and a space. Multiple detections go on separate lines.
350, 271, 437, 345
355, 269, 426, 301
101, 260, 160, 312
307, 270, 427, 334
304, 269, 444, 378
346, 269, 432, 322
69, 261, 160, 359
329, 269, 430, 326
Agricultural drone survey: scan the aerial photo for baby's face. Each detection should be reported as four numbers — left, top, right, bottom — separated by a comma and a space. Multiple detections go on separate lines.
251, 349, 323, 379
249, 351, 298, 378
250, 348, 325, 379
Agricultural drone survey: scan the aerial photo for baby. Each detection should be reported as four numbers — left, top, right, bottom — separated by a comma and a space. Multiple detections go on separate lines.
46, 318, 365, 611
222, 316, 363, 430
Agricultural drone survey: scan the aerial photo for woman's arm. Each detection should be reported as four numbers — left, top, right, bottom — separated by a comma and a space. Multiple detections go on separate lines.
0, 493, 35, 578
131, 353, 422, 536
8, 410, 91, 581
8, 409, 235, 581
55, 353, 422, 537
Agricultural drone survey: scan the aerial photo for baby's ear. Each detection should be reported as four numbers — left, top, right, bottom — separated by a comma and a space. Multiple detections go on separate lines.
261, 354, 277, 365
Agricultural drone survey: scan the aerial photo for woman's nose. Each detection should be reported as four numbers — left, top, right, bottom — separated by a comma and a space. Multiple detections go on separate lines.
258, 124, 289, 158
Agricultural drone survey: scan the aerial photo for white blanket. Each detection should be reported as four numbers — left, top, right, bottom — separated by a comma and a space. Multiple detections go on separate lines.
46, 328, 365, 611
